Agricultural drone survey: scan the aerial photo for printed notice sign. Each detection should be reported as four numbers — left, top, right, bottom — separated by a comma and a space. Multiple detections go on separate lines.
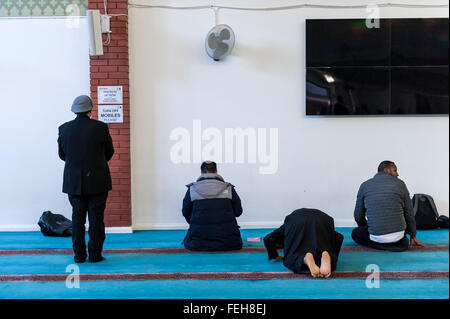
98, 86, 123, 104
98, 105, 123, 123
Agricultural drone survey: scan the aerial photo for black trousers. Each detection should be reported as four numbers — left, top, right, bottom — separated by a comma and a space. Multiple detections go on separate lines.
351, 226, 409, 252
68, 192, 108, 260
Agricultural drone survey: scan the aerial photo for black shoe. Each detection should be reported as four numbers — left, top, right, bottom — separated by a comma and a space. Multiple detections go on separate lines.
88, 256, 106, 263
74, 256, 87, 263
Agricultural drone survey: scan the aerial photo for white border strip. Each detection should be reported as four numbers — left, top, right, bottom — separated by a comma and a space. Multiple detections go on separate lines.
132, 219, 357, 230
0, 225, 133, 234
0, 220, 356, 232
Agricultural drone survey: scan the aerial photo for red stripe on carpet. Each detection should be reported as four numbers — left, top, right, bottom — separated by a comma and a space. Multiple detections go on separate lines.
0, 271, 448, 282
0, 245, 447, 255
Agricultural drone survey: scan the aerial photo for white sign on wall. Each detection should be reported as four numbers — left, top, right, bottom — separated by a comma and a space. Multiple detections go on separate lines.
98, 105, 123, 123
98, 86, 123, 104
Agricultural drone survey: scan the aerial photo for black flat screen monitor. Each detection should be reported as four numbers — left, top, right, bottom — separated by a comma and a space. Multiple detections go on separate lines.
306, 18, 449, 116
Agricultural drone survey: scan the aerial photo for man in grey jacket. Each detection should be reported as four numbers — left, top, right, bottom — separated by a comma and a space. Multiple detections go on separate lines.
352, 161, 425, 251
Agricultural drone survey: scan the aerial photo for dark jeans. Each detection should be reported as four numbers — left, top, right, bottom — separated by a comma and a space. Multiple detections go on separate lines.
351, 226, 409, 252
68, 192, 108, 260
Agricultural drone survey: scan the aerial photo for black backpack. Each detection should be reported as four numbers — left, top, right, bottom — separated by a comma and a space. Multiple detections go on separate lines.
412, 194, 444, 230
38, 211, 72, 237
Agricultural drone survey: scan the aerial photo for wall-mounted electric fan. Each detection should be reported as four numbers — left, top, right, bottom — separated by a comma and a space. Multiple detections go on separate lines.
205, 24, 235, 61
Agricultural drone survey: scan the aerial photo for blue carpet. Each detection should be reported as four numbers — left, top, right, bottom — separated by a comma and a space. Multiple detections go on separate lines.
0, 228, 448, 250
0, 251, 447, 275
0, 278, 447, 299
0, 228, 448, 299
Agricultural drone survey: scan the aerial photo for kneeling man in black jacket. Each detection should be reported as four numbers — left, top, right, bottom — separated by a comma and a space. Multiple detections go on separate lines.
182, 161, 243, 251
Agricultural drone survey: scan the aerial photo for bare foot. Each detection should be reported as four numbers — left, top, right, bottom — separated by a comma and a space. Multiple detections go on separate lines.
320, 251, 332, 278
303, 253, 321, 278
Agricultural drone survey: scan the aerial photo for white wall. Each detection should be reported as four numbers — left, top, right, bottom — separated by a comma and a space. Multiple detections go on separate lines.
0, 17, 90, 230
130, 0, 449, 229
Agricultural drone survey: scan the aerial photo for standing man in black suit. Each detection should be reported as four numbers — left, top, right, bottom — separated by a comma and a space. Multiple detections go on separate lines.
58, 95, 114, 263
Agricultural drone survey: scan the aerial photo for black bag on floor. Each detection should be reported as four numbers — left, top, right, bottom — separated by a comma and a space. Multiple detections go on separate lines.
38, 211, 72, 237
437, 215, 449, 229
412, 194, 441, 230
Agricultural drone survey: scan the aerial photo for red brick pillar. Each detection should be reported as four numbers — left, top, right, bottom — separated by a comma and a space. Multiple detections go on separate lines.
88, 0, 131, 228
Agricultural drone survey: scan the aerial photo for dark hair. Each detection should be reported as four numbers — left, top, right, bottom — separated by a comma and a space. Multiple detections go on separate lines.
201, 161, 217, 173
378, 160, 396, 173
75, 111, 91, 116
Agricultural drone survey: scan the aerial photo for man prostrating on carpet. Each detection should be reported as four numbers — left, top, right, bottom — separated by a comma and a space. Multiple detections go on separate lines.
264, 209, 344, 278
182, 161, 243, 251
